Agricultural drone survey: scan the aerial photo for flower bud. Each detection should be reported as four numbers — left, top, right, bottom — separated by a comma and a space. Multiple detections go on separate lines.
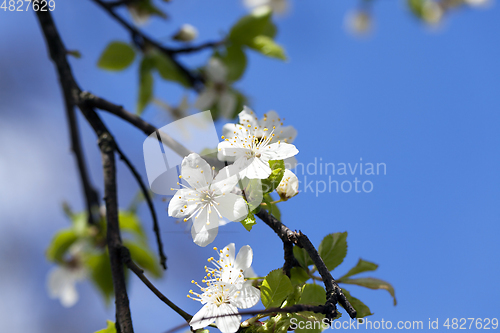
172, 24, 198, 42
276, 169, 299, 200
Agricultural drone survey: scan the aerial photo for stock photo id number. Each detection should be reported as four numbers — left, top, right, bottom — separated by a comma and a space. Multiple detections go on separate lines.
1, 0, 55, 11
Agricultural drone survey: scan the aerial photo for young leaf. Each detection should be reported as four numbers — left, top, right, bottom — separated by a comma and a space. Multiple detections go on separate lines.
261, 269, 293, 308
260, 160, 285, 194
46, 229, 78, 263
299, 284, 326, 306
240, 211, 257, 231
228, 7, 273, 46
318, 232, 348, 271
290, 266, 309, 285
339, 258, 378, 281
293, 246, 313, 269
341, 277, 397, 305
119, 211, 146, 242
340, 289, 373, 318
137, 56, 154, 114
97, 41, 136, 71
293, 311, 327, 333
87, 252, 114, 304
151, 50, 190, 87
124, 240, 162, 278
248, 35, 287, 61
95, 320, 116, 333
220, 44, 247, 82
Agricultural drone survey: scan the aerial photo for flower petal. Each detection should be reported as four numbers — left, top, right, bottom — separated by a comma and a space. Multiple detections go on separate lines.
231, 285, 261, 309
216, 194, 248, 222
217, 140, 248, 162
60, 284, 79, 307
261, 142, 298, 162
207, 58, 227, 83
220, 243, 236, 265
181, 153, 213, 189
218, 91, 237, 119
238, 106, 259, 128
234, 245, 253, 272
232, 156, 272, 180
167, 188, 200, 218
191, 209, 219, 247
215, 303, 241, 333
212, 166, 240, 194
190, 304, 216, 329
274, 125, 297, 144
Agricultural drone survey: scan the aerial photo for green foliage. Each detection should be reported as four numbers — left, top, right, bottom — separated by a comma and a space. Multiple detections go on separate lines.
119, 211, 146, 242
220, 44, 247, 82
151, 50, 190, 87
261, 269, 293, 308
342, 277, 397, 305
341, 289, 373, 318
290, 266, 309, 285
95, 320, 116, 333
318, 232, 348, 271
299, 284, 326, 306
339, 258, 378, 280
124, 240, 162, 278
97, 41, 136, 71
293, 246, 313, 269
260, 193, 281, 221
240, 211, 257, 231
247, 36, 287, 61
261, 160, 285, 194
46, 229, 78, 264
128, 0, 167, 21
87, 251, 114, 304
137, 56, 154, 114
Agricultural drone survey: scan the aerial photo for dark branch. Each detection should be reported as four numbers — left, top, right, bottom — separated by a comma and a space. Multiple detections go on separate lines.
113, 144, 167, 270
170, 40, 226, 54
121, 246, 192, 322
255, 209, 357, 321
90, 0, 202, 90
36, 10, 134, 333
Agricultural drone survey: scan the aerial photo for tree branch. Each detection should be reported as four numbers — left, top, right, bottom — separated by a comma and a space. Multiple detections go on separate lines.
170, 40, 226, 54
121, 246, 192, 322
255, 209, 357, 321
113, 143, 167, 270
36, 10, 134, 333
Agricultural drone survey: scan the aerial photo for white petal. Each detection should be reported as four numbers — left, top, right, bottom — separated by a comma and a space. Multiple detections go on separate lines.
217, 141, 248, 162
60, 284, 79, 307
220, 243, 236, 264
274, 125, 297, 144
167, 189, 200, 218
261, 142, 298, 162
231, 285, 260, 309
207, 58, 228, 83
276, 169, 299, 199
283, 156, 298, 170
234, 245, 253, 272
190, 304, 216, 329
47, 267, 66, 298
216, 194, 248, 222
215, 303, 241, 333
218, 91, 237, 119
258, 110, 280, 129
212, 166, 240, 194
233, 156, 271, 179
195, 88, 217, 111
238, 106, 259, 128
181, 153, 213, 189
222, 123, 238, 139
191, 209, 219, 247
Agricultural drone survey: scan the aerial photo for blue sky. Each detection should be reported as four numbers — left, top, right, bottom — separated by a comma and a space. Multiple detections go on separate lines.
0, 1, 499, 332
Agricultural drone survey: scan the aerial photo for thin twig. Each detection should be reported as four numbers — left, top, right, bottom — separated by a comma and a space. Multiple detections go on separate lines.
114, 144, 167, 270
121, 246, 192, 322
255, 209, 357, 321
170, 40, 226, 54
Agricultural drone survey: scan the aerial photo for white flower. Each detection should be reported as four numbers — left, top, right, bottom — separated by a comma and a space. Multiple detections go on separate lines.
276, 169, 299, 200
168, 153, 248, 247
218, 113, 299, 180
195, 58, 237, 119
47, 264, 86, 307
464, 0, 491, 7
244, 0, 288, 14
172, 24, 198, 42
188, 244, 260, 333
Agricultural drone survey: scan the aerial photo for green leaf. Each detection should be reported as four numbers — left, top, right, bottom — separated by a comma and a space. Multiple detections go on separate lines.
248, 35, 287, 61
128, 0, 167, 23
97, 41, 136, 71
261, 160, 285, 194
261, 193, 281, 221
341, 289, 373, 318
151, 50, 190, 87
293, 312, 327, 333
261, 269, 293, 308
339, 258, 378, 281
87, 252, 114, 304
46, 229, 78, 263
341, 277, 397, 305
95, 320, 116, 333
240, 211, 257, 231
318, 232, 348, 271
220, 44, 247, 82
293, 246, 313, 269
124, 240, 162, 278
228, 7, 273, 46
290, 266, 310, 286
285, 284, 302, 306
137, 56, 154, 114
262, 21, 277, 39
299, 284, 326, 306
119, 211, 146, 241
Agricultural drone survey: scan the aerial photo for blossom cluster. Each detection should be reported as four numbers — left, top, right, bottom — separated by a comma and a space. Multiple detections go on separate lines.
168, 107, 300, 247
